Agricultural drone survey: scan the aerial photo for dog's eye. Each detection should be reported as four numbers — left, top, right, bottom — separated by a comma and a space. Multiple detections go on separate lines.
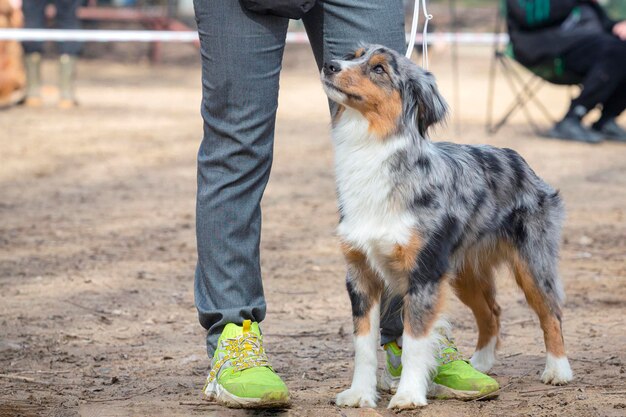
372, 65, 385, 74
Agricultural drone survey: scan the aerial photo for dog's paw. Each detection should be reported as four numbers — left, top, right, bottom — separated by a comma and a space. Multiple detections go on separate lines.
541, 355, 573, 385
388, 391, 427, 409
335, 387, 377, 408
470, 352, 495, 373
470, 337, 497, 373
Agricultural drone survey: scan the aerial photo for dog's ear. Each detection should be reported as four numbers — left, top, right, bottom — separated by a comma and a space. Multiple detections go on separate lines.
402, 69, 448, 137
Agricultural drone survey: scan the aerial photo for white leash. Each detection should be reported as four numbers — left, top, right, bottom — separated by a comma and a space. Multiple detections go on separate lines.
405, 0, 433, 69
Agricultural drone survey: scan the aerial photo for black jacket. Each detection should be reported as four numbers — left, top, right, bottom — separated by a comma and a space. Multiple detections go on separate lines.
507, 0, 617, 66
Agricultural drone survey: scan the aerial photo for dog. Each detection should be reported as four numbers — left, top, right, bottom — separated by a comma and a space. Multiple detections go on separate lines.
0, 0, 25, 107
320, 44, 573, 409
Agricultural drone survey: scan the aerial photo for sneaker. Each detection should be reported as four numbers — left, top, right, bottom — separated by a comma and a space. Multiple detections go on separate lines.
592, 119, 626, 142
546, 117, 602, 144
379, 332, 500, 400
203, 320, 290, 408
379, 341, 403, 394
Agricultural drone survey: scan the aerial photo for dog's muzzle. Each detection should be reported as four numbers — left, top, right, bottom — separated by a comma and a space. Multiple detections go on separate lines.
322, 60, 342, 77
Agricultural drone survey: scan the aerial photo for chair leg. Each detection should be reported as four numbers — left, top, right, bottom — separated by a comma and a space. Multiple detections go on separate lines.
487, 53, 577, 136
485, 53, 500, 134
489, 57, 543, 134
505, 60, 559, 128
499, 60, 544, 133
486, 4, 504, 134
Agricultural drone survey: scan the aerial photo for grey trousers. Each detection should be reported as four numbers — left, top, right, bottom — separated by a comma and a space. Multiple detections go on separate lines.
193, 0, 406, 356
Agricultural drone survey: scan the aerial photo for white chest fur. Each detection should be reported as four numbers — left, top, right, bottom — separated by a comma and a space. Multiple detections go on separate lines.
332, 108, 415, 277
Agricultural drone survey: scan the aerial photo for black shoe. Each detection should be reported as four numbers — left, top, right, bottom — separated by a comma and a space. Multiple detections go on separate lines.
592, 119, 626, 142
547, 117, 602, 144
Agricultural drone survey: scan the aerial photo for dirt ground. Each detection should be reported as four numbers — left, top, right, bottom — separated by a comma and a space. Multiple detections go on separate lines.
0, 44, 625, 417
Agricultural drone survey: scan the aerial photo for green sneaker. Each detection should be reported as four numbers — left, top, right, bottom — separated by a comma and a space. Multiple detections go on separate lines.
379, 340, 403, 393
379, 332, 500, 400
203, 320, 290, 408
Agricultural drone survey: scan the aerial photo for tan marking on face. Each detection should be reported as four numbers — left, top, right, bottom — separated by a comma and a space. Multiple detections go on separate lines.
507, 244, 566, 357
354, 48, 365, 58
403, 279, 448, 338
368, 54, 387, 67
389, 232, 423, 273
332, 66, 402, 139
453, 255, 501, 351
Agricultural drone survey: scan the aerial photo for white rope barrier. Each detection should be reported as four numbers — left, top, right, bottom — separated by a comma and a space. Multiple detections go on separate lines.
419, 0, 434, 68
406, 0, 422, 57
0, 29, 509, 45
404, 0, 434, 69
0, 28, 199, 42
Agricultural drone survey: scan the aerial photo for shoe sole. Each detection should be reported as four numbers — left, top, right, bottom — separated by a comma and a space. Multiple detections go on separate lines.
204, 379, 290, 409
428, 382, 499, 401
379, 374, 499, 401
543, 131, 602, 144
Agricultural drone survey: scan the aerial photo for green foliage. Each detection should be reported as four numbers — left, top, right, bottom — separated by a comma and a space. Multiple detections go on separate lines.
604, 0, 626, 20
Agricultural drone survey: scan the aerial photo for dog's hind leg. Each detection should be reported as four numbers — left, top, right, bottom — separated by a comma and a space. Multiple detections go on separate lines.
501, 190, 572, 384
336, 244, 383, 408
509, 245, 573, 385
452, 260, 501, 373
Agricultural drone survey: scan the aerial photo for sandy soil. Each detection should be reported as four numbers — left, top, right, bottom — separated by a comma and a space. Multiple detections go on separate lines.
0, 45, 625, 417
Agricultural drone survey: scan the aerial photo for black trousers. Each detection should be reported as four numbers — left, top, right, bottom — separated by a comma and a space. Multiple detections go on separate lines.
564, 33, 626, 120
22, 0, 82, 56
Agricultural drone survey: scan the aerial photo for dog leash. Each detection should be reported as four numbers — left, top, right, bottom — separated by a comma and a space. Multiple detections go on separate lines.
405, 0, 433, 69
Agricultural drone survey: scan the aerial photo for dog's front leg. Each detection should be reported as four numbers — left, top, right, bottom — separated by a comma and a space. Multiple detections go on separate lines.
336, 251, 382, 408
336, 301, 380, 408
388, 282, 444, 409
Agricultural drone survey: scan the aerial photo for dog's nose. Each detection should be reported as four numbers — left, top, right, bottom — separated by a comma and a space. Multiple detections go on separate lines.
323, 61, 342, 76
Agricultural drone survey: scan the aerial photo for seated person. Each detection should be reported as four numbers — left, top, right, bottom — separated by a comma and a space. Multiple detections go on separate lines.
507, 0, 626, 143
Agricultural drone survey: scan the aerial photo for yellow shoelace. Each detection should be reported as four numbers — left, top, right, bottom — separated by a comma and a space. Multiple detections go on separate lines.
438, 334, 465, 365
208, 332, 271, 383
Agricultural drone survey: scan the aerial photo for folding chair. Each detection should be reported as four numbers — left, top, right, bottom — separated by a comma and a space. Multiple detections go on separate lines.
485, 1, 583, 135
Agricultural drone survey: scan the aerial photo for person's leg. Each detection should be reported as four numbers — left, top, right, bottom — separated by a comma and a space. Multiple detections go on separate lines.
21, 0, 46, 105
590, 40, 626, 141
591, 78, 626, 142
597, 77, 626, 123
302, 0, 406, 342
54, 0, 82, 56
193, 1, 290, 408
193, 0, 289, 358
21, 0, 46, 55
550, 35, 626, 142
53, 0, 81, 107
302, 0, 405, 72
564, 36, 626, 119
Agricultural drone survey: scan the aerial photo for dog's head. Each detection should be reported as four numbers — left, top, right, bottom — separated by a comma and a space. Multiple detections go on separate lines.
321, 44, 447, 139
